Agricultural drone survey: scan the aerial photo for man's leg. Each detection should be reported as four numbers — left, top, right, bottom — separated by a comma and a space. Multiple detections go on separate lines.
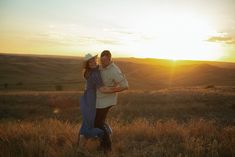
95, 106, 112, 151
95, 106, 110, 128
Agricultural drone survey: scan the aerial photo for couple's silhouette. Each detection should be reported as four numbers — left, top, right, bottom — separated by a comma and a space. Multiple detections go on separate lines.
78, 50, 129, 152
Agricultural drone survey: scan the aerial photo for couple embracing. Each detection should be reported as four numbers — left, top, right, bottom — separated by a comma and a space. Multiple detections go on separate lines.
79, 50, 129, 152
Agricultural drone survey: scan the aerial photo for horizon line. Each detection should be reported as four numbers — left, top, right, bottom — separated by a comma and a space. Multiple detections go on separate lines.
1, 52, 235, 64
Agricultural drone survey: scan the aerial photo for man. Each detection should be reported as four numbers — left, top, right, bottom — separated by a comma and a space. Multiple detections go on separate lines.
95, 50, 129, 151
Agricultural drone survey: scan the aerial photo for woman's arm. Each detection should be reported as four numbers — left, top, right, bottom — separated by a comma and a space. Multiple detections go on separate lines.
92, 70, 127, 93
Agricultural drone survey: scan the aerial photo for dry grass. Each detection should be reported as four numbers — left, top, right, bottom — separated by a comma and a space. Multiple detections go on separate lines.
1, 87, 235, 123
0, 119, 234, 157
0, 87, 235, 156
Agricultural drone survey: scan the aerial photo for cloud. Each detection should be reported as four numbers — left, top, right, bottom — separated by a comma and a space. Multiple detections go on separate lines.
103, 28, 135, 35
26, 31, 123, 47
207, 35, 235, 45
75, 36, 122, 45
95, 39, 121, 45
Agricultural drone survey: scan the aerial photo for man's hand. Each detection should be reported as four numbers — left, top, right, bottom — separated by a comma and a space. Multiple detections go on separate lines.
113, 85, 128, 92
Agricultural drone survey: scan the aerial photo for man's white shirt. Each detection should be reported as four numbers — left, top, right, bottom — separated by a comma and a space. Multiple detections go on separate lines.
96, 62, 129, 108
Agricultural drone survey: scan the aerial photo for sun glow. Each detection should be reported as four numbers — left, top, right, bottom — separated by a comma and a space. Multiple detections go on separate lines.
116, 12, 224, 61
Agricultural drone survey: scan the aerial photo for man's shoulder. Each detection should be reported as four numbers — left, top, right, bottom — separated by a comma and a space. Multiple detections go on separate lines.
110, 62, 121, 72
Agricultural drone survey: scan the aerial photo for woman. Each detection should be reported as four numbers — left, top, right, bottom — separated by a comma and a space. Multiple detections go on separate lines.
79, 53, 117, 149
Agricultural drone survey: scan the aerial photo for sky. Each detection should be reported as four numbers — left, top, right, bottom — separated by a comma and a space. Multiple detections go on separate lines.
0, 0, 235, 62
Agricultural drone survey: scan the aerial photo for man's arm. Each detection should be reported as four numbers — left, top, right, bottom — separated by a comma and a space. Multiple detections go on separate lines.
112, 66, 129, 92
92, 69, 120, 94
113, 86, 128, 92
98, 86, 120, 93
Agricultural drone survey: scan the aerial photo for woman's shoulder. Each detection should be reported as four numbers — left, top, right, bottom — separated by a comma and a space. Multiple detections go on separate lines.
89, 66, 103, 85
90, 66, 101, 77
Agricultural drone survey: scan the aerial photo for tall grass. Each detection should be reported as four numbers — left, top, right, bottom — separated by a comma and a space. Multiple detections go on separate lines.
0, 87, 234, 156
1, 87, 235, 123
0, 119, 234, 157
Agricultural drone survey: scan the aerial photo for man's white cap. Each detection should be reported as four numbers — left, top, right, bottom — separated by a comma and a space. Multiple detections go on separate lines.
83, 53, 98, 61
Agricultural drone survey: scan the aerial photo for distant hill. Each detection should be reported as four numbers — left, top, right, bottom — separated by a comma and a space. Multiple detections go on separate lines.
1, 53, 235, 91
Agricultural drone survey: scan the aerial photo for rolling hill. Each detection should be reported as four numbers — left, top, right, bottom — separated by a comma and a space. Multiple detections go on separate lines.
0, 53, 235, 91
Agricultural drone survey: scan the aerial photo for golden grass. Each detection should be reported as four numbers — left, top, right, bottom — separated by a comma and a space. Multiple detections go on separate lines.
0, 87, 234, 156
0, 119, 234, 157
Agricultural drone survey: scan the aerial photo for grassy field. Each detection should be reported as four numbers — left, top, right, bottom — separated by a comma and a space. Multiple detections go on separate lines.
0, 87, 235, 157
0, 54, 235, 156
1, 118, 234, 157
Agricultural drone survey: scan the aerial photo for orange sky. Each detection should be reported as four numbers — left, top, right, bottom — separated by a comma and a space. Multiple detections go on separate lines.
1, 0, 235, 62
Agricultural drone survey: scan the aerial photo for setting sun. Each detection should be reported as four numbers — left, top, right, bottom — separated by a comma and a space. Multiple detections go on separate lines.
123, 12, 224, 61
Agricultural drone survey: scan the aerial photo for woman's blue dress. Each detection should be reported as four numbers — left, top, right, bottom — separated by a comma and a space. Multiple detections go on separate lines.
79, 67, 104, 138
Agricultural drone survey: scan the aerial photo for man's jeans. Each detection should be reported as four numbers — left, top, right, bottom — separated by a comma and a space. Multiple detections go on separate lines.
95, 106, 112, 151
